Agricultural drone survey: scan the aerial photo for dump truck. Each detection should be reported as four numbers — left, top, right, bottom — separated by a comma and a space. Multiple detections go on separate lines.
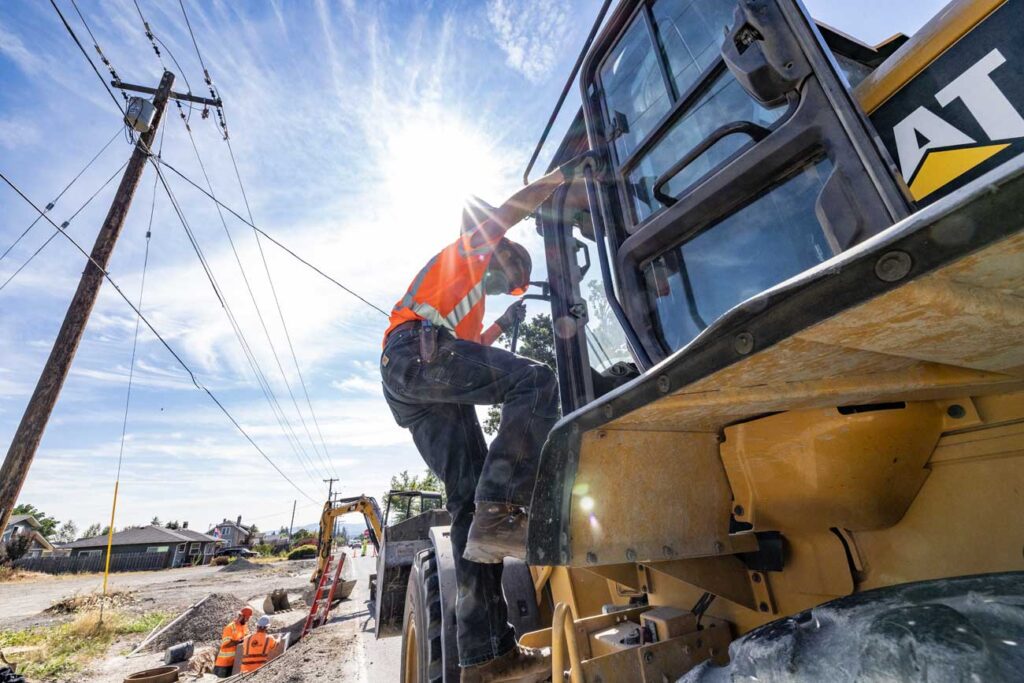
377, 0, 1024, 680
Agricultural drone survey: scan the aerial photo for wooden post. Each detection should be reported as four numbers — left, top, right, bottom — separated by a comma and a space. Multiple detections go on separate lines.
0, 72, 175, 534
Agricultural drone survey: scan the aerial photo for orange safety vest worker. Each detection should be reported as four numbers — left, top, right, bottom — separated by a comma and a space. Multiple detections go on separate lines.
214, 620, 247, 671
384, 209, 528, 347
240, 630, 278, 673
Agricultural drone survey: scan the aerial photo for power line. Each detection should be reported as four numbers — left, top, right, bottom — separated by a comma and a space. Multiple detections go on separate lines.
0, 169, 319, 504
178, 120, 335, 480
1, 127, 123, 264
50, 0, 126, 117
0, 159, 129, 294
145, 156, 390, 316
149, 157, 328, 488
226, 137, 338, 478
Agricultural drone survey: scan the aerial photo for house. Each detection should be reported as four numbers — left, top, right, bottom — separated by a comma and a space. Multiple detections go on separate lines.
261, 531, 291, 552
208, 516, 261, 548
63, 524, 220, 568
2, 514, 55, 558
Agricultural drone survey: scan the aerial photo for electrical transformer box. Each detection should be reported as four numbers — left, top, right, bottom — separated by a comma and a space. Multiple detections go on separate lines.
125, 96, 156, 133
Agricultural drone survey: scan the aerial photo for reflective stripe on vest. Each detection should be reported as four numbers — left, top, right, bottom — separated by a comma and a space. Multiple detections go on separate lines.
214, 622, 246, 667
240, 632, 274, 671
384, 235, 493, 344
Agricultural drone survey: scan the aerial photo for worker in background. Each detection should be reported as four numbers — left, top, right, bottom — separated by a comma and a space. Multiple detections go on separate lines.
213, 606, 252, 678
380, 154, 594, 680
240, 616, 279, 673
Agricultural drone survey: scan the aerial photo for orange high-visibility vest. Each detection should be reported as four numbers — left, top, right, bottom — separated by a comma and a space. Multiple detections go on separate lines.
215, 621, 247, 669
240, 631, 277, 673
384, 225, 499, 346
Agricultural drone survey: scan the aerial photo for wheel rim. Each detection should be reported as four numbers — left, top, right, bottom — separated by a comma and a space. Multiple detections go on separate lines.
403, 618, 419, 683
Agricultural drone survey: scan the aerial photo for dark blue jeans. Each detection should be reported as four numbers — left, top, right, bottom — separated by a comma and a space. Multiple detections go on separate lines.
380, 323, 558, 666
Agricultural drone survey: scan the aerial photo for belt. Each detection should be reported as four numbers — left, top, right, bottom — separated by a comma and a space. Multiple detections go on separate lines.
391, 321, 420, 336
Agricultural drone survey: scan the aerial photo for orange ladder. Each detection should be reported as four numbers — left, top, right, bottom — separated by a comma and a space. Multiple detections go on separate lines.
301, 552, 346, 637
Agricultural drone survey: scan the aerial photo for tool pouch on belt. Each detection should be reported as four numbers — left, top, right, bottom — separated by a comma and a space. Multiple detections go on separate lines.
419, 321, 438, 364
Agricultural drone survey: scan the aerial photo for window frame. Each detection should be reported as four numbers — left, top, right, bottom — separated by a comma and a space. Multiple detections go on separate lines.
594, 0, 799, 230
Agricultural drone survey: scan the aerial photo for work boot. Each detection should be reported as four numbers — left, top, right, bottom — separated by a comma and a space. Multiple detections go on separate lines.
463, 503, 528, 563
460, 645, 551, 682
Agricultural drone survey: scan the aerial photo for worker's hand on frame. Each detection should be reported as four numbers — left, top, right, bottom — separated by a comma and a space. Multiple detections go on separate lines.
559, 150, 604, 182
496, 300, 527, 332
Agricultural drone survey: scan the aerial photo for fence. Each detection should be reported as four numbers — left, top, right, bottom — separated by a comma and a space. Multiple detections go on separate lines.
16, 551, 167, 575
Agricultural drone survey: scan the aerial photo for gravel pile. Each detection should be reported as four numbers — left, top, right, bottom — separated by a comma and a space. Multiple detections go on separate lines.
219, 558, 259, 573
150, 593, 254, 650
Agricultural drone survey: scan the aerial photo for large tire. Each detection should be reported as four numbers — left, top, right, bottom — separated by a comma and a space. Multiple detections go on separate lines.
400, 549, 447, 683
682, 572, 1024, 682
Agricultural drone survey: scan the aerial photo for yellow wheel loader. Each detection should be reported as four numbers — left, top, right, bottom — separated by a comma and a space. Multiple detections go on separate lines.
389, 1, 1024, 680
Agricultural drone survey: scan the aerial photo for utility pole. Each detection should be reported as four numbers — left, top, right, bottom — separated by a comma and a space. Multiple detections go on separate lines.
0, 71, 221, 534
287, 499, 296, 540
323, 478, 338, 502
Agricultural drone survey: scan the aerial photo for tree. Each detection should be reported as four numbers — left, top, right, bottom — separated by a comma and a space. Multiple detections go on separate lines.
386, 469, 445, 525
54, 520, 78, 544
12, 503, 59, 539
483, 313, 558, 436
83, 523, 101, 539
278, 526, 289, 535
292, 528, 314, 542
150, 516, 162, 527
166, 520, 180, 530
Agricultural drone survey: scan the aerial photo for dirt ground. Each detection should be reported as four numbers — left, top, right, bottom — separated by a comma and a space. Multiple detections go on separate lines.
0, 554, 400, 682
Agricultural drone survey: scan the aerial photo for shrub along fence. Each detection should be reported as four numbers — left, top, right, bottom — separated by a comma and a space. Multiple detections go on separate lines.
16, 552, 166, 575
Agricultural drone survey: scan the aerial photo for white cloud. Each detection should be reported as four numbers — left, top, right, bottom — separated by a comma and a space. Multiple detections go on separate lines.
486, 0, 570, 82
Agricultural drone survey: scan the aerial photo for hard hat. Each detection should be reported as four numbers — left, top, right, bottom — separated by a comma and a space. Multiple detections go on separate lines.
256, 615, 271, 629
239, 607, 254, 618
461, 196, 497, 233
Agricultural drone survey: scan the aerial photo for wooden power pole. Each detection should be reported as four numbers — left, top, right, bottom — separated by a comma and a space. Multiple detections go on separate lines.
0, 71, 219, 534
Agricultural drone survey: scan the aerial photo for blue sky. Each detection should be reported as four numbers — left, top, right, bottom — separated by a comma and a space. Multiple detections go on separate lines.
0, 0, 947, 535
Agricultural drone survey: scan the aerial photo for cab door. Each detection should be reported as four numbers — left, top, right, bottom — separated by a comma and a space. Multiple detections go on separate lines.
579, 0, 912, 362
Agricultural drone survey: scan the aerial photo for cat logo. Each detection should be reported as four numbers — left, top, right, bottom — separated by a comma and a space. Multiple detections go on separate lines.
893, 50, 1023, 201
870, 0, 1024, 207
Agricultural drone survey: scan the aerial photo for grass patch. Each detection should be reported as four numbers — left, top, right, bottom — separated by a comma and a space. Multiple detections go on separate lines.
0, 566, 46, 583
0, 610, 170, 680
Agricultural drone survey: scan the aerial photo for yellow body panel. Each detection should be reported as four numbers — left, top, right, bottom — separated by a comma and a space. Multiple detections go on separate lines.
854, 0, 1006, 113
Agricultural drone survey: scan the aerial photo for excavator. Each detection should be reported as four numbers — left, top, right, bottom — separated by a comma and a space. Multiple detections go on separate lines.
366, 0, 1024, 680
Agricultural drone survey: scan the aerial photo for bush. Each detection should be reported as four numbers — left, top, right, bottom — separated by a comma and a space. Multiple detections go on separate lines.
253, 543, 274, 557
287, 546, 316, 560
290, 538, 317, 550
210, 556, 230, 566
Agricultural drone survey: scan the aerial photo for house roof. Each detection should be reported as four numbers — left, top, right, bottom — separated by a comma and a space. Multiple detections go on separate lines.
175, 527, 222, 542
208, 521, 251, 536
65, 525, 217, 549
5, 514, 39, 530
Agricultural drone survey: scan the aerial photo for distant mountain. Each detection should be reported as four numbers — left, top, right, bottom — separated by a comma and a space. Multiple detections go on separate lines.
291, 521, 369, 538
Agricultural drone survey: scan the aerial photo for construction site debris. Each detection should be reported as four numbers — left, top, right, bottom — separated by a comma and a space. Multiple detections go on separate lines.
162, 641, 193, 665
148, 594, 254, 652
0, 666, 26, 683
218, 558, 258, 573
122, 665, 179, 683
46, 590, 135, 614
185, 646, 215, 678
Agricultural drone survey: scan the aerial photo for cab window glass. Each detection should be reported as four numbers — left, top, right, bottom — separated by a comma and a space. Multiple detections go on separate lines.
600, 14, 672, 162
627, 71, 785, 221
645, 159, 834, 351
651, 0, 735, 96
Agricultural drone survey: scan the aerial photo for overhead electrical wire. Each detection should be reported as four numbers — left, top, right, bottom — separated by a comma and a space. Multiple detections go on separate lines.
0, 169, 319, 504
49, 0, 128, 118
143, 1, 337, 477
143, 156, 390, 316
128, 3, 332, 482
0, 159, 129, 294
225, 137, 339, 478
178, 123, 336, 480
1, 127, 123, 264
150, 163, 328, 488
